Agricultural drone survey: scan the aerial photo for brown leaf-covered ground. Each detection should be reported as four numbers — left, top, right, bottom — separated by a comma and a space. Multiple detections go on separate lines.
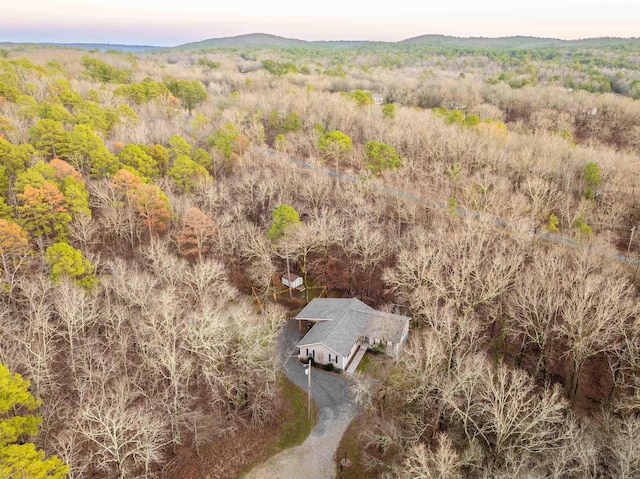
168, 394, 289, 479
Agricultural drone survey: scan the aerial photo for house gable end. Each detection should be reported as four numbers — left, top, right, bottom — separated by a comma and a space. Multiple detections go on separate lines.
296, 298, 411, 359
296, 341, 343, 358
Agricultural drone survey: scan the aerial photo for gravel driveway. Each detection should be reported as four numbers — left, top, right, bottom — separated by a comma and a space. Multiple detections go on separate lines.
244, 319, 357, 479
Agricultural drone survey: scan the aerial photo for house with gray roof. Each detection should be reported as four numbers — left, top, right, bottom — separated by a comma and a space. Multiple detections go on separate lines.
296, 298, 410, 372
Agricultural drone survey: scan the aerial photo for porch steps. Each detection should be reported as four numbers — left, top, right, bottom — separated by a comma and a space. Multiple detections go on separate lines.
345, 345, 368, 374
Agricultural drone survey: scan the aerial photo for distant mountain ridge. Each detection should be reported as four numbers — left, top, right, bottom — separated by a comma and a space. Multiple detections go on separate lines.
400, 34, 640, 49
0, 42, 163, 52
174, 33, 308, 49
2, 33, 639, 52
55, 43, 163, 52
171, 33, 366, 50
172, 33, 640, 51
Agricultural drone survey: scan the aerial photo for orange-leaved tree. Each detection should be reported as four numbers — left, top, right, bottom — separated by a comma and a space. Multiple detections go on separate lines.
0, 218, 31, 281
178, 207, 216, 262
128, 184, 172, 238
111, 169, 172, 239
50, 158, 83, 181
110, 168, 142, 191
17, 182, 71, 240
50, 158, 91, 218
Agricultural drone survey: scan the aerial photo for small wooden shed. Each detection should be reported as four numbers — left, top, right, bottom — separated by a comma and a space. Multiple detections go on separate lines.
282, 272, 303, 289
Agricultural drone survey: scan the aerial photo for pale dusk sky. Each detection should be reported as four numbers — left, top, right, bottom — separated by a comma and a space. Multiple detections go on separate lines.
1, 0, 639, 45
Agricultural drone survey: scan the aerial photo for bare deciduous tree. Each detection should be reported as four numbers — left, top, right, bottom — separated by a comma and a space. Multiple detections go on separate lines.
605, 414, 640, 479
473, 362, 567, 462
76, 379, 171, 479
398, 434, 465, 479
506, 248, 566, 381
52, 280, 99, 374
385, 222, 524, 318
554, 255, 634, 401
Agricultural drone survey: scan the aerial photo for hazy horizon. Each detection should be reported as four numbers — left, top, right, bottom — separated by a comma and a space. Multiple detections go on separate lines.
2, 0, 639, 46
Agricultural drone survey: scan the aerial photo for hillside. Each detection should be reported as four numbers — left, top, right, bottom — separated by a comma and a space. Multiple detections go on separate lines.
3, 33, 639, 55
400, 34, 640, 49
171, 32, 366, 50
172, 33, 310, 50
0, 41, 162, 52
169, 32, 640, 52
51, 42, 163, 52
0, 39, 639, 479
401, 34, 568, 48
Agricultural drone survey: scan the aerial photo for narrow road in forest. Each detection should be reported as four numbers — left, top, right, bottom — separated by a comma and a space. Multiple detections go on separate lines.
244, 319, 357, 479
267, 149, 639, 268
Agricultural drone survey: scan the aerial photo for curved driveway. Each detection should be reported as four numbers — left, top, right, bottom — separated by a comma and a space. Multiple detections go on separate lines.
244, 319, 357, 479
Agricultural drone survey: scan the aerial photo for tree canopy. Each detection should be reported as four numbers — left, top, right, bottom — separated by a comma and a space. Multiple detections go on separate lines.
318, 130, 352, 161
0, 363, 69, 479
365, 140, 402, 175
267, 204, 301, 241
44, 241, 96, 289
164, 78, 208, 113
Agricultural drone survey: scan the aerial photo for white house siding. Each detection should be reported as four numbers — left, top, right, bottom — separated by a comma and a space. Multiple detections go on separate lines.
384, 321, 410, 357
301, 346, 316, 361
369, 336, 384, 349
338, 355, 347, 370
295, 298, 411, 369
299, 343, 343, 368
282, 275, 303, 288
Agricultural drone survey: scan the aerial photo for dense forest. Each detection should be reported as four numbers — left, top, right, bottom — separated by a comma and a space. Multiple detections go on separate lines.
0, 34, 639, 478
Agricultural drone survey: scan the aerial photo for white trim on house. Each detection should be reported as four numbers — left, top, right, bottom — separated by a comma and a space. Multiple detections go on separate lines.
296, 298, 410, 370
282, 272, 303, 289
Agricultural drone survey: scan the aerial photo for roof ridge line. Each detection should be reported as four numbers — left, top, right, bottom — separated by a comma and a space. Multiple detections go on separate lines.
322, 301, 351, 338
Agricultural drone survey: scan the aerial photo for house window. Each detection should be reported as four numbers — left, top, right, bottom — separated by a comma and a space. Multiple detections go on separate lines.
306, 348, 315, 358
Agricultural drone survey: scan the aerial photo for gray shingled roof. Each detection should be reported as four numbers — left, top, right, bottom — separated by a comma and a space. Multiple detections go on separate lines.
295, 298, 357, 321
297, 298, 410, 357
